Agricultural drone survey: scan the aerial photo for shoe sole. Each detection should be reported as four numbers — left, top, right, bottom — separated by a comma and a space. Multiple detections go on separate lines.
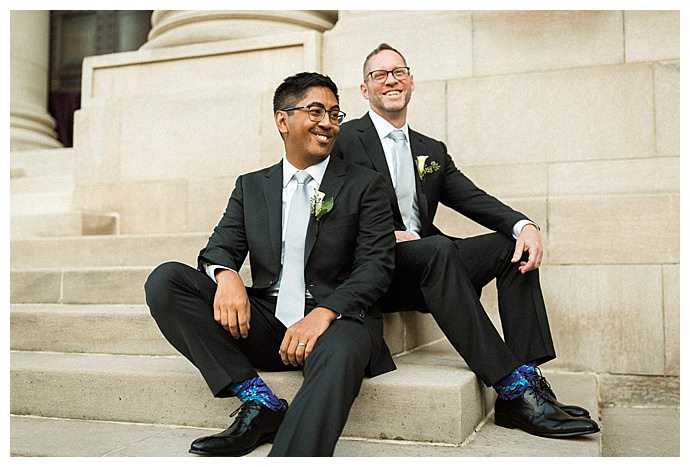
494, 414, 600, 439
188, 433, 276, 457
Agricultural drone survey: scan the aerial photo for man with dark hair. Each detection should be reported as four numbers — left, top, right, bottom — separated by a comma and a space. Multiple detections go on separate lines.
145, 71, 396, 456
331, 44, 599, 439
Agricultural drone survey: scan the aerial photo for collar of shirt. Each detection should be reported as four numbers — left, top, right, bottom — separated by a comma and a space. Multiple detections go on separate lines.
282, 155, 330, 188
368, 109, 410, 142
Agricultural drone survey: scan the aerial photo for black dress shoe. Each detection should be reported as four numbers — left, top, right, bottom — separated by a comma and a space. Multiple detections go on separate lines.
531, 374, 591, 418
494, 386, 599, 438
189, 400, 288, 456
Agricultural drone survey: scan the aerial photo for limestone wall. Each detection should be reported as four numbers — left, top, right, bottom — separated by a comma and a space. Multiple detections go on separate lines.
72, 10, 679, 376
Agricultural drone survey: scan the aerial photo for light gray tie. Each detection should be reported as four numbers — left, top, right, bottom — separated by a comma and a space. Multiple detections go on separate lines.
275, 171, 312, 327
388, 130, 414, 229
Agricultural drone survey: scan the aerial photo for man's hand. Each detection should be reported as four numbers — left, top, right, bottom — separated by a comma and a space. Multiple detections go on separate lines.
213, 269, 251, 338
279, 307, 338, 366
395, 230, 420, 243
511, 224, 543, 274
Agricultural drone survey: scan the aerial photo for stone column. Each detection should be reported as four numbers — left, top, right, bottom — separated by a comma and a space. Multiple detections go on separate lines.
141, 10, 338, 49
10, 10, 63, 151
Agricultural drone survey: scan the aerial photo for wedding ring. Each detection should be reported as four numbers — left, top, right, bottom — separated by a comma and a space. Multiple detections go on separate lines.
297, 342, 306, 347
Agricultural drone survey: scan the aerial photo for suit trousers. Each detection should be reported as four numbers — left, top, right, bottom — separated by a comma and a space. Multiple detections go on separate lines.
380, 233, 555, 386
145, 261, 372, 456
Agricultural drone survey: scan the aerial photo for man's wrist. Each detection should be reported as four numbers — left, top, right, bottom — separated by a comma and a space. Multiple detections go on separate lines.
215, 268, 241, 284
512, 219, 539, 239
312, 306, 339, 323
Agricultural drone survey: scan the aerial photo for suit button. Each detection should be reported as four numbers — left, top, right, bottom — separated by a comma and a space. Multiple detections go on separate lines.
359, 311, 365, 318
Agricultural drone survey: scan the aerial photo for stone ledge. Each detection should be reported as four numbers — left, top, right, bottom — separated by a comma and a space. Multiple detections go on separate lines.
598, 373, 680, 407
10, 350, 487, 444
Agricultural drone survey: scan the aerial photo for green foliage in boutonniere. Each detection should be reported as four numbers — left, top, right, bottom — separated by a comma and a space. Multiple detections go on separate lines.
415, 155, 441, 180
310, 188, 333, 220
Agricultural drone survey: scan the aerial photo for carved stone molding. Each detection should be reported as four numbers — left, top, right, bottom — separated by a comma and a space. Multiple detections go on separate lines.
142, 10, 338, 49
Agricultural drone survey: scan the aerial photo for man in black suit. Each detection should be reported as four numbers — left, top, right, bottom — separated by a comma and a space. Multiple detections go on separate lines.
331, 43, 598, 439
145, 72, 395, 456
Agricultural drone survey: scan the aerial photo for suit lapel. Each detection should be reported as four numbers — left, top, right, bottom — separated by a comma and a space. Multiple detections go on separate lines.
262, 161, 283, 270
409, 129, 430, 233
304, 157, 346, 262
358, 119, 395, 189
356, 115, 403, 224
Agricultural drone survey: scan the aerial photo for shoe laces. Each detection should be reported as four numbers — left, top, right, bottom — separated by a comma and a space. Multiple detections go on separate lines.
229, 401, 261, 428
532, 373, 558, 399
529, 381, 552, 407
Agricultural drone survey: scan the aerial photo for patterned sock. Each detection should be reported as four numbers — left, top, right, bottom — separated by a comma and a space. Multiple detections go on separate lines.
229, 376, 287, 411
517, 361, 539, 381
493, 369, 530, 400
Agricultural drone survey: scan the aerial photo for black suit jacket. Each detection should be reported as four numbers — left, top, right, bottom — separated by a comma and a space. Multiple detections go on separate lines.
197, 156, 397, 377
331, 113, 529, 239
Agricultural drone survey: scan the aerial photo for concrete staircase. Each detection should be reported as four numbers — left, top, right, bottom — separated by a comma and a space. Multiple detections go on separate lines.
9, 232, 494, 449
10, 149, 119, 238
9, 192, 602, 457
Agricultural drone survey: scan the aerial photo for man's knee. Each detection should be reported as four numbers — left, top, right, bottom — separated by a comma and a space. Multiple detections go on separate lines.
144, 261, 188, 317
487, 233, 520, 264
422, 236, 461, 268
428, 235, 457, 253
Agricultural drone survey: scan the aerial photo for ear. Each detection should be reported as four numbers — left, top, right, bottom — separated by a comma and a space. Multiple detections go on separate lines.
360, 82, 369, 101
275, 110, 289, 136
409, 73, 415, 93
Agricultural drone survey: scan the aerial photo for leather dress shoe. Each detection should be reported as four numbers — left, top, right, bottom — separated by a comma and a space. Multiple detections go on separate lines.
189, 399, 288, 456
494, 386, 599, 438
531, 374, 591, 418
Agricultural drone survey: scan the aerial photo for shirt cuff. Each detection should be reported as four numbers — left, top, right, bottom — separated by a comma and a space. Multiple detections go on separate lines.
205, 264, 237, 283
512, 219, 539, 239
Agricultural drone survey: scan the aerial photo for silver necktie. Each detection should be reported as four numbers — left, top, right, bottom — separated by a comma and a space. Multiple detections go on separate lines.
275, 170, 312, 327
388, 130, 414, 229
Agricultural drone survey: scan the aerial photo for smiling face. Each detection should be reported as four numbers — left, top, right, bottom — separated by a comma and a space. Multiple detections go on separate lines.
361, 49, 415, 127
275, 86, 340, 169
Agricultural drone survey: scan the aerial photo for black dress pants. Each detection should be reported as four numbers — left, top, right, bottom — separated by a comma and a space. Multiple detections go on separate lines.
145, 261, 372, 456
380, 233, 556, 386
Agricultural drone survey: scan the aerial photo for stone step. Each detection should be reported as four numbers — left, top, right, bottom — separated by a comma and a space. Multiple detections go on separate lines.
11, 191, 74, 215
10, 212, 120, 238
9, 303, 443, 359
10, 304, 177, 356
10, 266, 158, 304
10, 148, 74, 179
11, 233, 207, 268
10, 174, 74, 194
9, 415, 465, 457
10, 404, 602, 456
9, 348, 491, 445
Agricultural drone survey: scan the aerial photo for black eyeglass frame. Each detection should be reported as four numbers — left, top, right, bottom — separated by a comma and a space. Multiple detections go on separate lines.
366, 66, 411, 83
280, 105, 346, 125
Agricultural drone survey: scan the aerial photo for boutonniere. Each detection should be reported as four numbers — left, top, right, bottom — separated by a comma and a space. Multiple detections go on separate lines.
310, 188, 333, 221
415, 155, 441, 180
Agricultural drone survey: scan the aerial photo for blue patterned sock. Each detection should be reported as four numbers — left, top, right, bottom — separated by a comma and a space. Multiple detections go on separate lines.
517, 361, 539, 381
493, 369, 530, 400
229, 376, 287, 411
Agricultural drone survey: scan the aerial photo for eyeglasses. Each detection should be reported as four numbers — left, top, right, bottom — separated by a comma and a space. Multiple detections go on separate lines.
280, 105, 346, 125
366, 67, 411, 83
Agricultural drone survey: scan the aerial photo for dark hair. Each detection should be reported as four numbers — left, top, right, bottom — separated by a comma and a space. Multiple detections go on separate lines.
363, 43, 408, 77
273, 72, 339, 112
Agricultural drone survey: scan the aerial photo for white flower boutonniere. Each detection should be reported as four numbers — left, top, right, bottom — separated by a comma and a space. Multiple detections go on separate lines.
415, 155, 441, 180
310, 188, 333, 220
